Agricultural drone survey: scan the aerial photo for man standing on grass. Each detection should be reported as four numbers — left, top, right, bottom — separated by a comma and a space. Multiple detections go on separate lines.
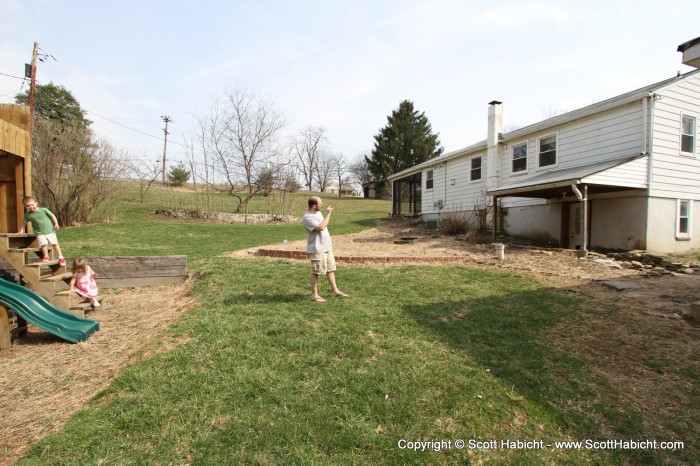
303, 196, 348, 302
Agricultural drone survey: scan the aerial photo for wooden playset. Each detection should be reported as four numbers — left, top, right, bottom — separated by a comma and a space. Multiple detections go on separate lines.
0, 104, 187, 350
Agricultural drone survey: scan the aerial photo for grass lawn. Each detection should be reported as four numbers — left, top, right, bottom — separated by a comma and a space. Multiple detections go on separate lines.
13, 187, 698, 465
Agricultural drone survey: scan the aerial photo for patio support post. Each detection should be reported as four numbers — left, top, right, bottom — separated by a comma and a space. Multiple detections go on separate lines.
582, 185, 588, 255
492, 195, 498, 241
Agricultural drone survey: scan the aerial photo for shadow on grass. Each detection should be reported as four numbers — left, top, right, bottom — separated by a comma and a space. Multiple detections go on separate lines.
401, 287, 687, 465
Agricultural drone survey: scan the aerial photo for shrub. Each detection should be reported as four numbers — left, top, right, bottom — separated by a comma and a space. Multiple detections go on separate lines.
284, 176, 301, 193
440, 210, 475, 236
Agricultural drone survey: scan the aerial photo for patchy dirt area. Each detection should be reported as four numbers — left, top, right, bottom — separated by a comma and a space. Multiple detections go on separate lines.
0, 280, 197, 465
232, 219, 700, 319
2, 219, 698, 465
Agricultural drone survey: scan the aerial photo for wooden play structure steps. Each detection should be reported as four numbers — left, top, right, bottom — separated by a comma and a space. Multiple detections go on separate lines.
54, 290, 105, 315
0, 232, 78, 315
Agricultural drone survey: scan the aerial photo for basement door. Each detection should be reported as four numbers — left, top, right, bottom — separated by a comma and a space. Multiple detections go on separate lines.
569, 203, 584, 250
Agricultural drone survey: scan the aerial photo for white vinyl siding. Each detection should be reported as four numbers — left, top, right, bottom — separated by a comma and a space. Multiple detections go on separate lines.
677, 199, 692, 239
681, 114, 696, 155
537, 134, 557, 168
648, 72, 700, 199
500, 102, 646, 186
582, 156, 648, 188
554, 102, 644, 168
421, 153, 487, 214
512, 142, 527, 173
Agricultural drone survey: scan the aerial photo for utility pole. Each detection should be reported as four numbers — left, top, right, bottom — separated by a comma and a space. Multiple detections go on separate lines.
23, 42, 39, 198
28, 42, 38, 124
161, 115, 172, 183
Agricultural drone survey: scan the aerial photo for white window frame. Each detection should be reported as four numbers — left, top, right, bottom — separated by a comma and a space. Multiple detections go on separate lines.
470, 156, 482, 182
537, 133, 558, 169
511, 141, 528, 174
680, 114, 697, 156
426, 169, 434, 190
676, 199, 692, 240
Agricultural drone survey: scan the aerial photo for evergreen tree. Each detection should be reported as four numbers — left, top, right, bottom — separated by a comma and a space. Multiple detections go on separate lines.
15, 82, 91, 127
365, 100, 443, 196
168, 162, 191, 186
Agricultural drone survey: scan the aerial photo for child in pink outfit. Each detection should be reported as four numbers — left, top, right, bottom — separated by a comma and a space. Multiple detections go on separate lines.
69, 257, 100, 308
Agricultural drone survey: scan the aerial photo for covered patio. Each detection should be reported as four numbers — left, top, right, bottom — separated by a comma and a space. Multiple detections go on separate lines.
391, 172, 422, 216
486, 155, 649, 252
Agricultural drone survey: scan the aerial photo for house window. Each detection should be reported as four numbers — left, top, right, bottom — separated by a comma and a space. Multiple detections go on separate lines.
681, 114, 696, 154
677, 199, 692, 239
538, 134, 557, 167
426, 169, 433, 189
512, 143, 527, 173
470, 156, 482, 181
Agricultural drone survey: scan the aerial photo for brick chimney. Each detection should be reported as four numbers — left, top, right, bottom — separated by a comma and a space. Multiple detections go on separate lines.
486, 101, 503, 191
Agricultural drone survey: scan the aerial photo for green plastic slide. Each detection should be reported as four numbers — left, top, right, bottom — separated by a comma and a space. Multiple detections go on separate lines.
0, 278, 99, 343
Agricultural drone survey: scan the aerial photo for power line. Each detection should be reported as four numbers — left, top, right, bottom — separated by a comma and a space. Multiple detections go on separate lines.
0, 71, 26, 80
86, 109, 166, 142
0, 87, 24, 99
18, 48, 209, 159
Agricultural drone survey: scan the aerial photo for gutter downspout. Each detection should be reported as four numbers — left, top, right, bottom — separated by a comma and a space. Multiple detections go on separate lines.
582, 185, 588, 256
646, 93, 657, 197
571, 184, 588, 257
444, 163, 448, 211
645, 93, 656, 251
642, 95, 648, 155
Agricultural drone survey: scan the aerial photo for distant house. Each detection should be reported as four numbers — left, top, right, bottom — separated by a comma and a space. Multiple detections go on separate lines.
389, 38, 700, 254
324, 181, 355, 196
361, 182, 378, 199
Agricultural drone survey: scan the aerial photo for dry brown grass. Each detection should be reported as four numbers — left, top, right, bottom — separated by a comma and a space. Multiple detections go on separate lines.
0, 278, 198, 465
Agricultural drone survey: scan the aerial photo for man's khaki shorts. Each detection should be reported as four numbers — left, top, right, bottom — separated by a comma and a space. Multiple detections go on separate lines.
308, 251, 337, 275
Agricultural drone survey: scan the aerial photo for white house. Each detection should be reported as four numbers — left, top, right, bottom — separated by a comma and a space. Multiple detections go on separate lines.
324, 181, 355, 196
389, 39, 700, 254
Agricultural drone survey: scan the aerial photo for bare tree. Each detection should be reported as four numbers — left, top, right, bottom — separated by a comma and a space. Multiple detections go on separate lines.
331, 153, 349, 197
349, 155, 373, 197
313, 148, 334, 193
182, 133, 212, 218
31, 119, 125, 225
293, 126, 327, 191
197, 89, 285, 212
126, 157, 162, 203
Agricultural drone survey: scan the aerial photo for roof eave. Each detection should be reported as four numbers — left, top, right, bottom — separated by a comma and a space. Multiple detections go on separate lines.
388, 141, 487, 181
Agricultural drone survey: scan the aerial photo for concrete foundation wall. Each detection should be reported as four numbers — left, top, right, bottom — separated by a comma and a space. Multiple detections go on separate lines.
590, 197, 647, 250
646, 197, 700, 253
502, 204, 561, 245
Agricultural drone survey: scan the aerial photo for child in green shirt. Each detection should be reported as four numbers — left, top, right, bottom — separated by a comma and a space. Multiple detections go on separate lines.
19, 196, 66, 265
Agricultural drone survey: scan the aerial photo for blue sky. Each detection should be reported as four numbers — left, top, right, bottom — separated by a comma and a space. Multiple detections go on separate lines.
1, 0, 699, 168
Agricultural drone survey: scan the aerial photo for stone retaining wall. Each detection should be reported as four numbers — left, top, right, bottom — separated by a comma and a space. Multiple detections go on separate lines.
588, 250, 699, 275
155, 209, 297, 224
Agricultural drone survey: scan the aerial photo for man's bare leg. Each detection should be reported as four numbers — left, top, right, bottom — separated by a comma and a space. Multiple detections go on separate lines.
310, 273, 326, 302
327, 272, 348, 297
